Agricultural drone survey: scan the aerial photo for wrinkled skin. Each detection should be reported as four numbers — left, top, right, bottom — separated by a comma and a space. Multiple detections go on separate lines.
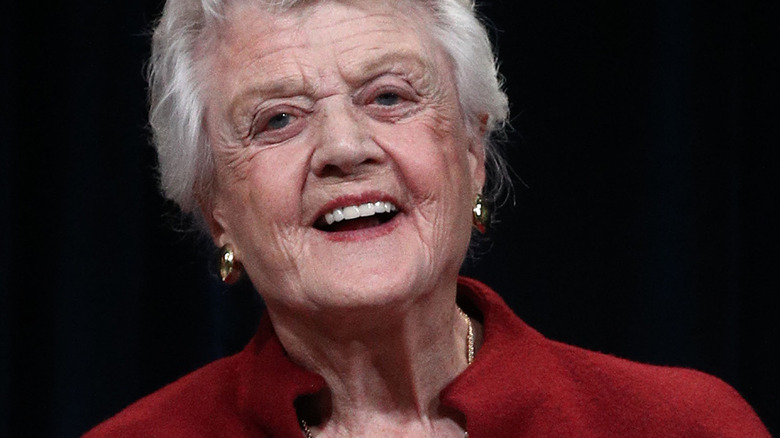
199, 1, 485, 434
201, 0, 485, 323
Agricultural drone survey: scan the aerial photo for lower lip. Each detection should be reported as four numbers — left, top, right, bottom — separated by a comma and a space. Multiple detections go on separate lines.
317, 213, 401, 242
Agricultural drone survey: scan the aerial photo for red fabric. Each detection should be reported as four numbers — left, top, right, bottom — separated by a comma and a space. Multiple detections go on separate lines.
84, 277, 770, 437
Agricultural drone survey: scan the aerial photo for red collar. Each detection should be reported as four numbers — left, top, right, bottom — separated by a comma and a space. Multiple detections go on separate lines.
234, 276, 539, 437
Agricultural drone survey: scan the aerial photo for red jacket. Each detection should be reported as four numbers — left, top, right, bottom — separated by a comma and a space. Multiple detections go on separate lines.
85, 277, 770, 437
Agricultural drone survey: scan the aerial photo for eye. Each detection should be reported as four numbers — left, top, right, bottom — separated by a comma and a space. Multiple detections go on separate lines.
250, 107, 306, 145
374, 92, 401, 106
267, 112, 295, 130
361, 82, 420, 123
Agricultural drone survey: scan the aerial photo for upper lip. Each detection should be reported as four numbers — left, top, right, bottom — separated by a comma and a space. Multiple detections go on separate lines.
311, 191, 401, 227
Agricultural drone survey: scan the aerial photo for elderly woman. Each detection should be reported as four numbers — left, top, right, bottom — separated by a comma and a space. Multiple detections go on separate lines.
86, 0, 769, 436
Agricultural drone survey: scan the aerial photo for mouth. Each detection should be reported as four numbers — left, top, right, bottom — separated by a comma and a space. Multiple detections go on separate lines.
314, 201, 399, 233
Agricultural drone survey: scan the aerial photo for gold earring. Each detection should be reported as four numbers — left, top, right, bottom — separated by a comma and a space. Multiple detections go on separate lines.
472, 194, 489, 234
218, 244, 242, 284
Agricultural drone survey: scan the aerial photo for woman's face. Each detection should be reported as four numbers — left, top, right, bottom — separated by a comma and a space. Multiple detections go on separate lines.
201, 0, 485, 313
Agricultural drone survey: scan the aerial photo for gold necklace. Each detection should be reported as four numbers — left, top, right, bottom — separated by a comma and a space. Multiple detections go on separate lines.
301, 420, 314, 438
301, 308, 474, 437
459, 307, 475, 366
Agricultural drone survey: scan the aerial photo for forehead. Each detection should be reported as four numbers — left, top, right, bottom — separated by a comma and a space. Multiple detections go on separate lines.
200, 0, 444, 106
220, 0, 431, 43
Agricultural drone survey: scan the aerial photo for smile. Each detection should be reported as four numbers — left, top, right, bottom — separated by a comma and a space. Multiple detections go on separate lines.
324, 201, 398, 225
315, 201, 399, 233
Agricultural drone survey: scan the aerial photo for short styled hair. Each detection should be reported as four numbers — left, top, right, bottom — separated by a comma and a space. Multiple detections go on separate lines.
149, 0, 510, 222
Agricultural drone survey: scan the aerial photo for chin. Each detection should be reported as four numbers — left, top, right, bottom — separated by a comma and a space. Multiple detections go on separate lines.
303, 255, 439, 310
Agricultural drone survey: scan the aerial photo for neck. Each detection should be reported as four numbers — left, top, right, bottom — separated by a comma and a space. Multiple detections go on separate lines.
268, 284, 472, 436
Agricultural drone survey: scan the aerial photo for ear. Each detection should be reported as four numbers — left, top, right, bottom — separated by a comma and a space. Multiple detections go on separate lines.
197, 190, 231, 249
466, 113, 489, 193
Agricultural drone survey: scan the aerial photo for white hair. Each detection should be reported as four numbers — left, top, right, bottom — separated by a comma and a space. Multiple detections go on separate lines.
149, 0, 510, 222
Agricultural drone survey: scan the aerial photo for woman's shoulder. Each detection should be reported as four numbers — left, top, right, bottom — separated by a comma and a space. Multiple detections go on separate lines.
82, 314, 325, 437
545, 339, 769, 436
488, 324, 770, 437
455, 277, 770, 436
82, 352, 258, 438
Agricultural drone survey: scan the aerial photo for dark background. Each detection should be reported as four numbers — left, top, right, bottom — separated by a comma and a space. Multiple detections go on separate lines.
2, 0, 778, 436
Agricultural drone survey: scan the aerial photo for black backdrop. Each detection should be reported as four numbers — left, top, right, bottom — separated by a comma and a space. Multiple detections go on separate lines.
2, 0, 778, 437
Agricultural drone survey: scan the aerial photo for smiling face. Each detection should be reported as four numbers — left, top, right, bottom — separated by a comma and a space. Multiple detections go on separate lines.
200, 0, 485, 315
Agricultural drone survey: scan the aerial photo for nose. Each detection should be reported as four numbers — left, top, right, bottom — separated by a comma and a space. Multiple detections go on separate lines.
310, 98, 385, 178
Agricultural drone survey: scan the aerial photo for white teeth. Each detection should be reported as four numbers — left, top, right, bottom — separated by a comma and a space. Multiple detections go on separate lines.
323, 201, 397, 225
343, 206, 360, 220
358, 203, 374, 217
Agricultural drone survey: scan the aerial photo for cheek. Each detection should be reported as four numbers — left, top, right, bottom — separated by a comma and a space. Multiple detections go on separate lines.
250, 149, 313, 233
374, 117, 473, 205
372, 117, 475, 261
216, 145, 309, 239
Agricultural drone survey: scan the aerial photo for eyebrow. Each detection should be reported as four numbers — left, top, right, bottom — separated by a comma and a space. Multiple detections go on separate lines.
227, 47, 431, 124
228, 72, 309, 124
340, 49, 430, 84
